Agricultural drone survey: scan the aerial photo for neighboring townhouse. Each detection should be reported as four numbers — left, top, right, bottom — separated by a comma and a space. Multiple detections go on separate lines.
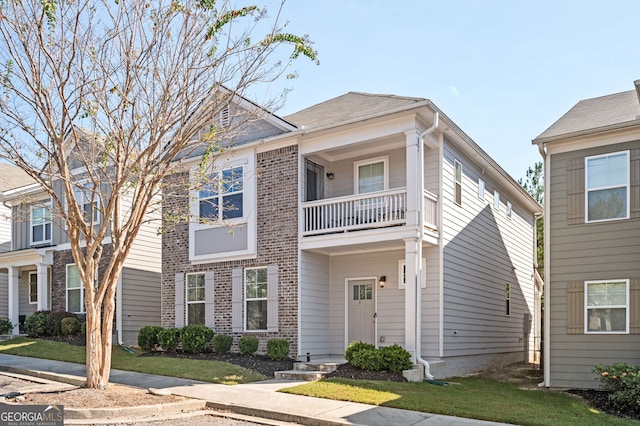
533, 81, 640, 388
0, 167, 162, 344
162, 92, 542, 379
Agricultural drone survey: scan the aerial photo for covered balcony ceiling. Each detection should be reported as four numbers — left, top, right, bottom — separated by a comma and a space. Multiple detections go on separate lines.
309, 134, 405, 163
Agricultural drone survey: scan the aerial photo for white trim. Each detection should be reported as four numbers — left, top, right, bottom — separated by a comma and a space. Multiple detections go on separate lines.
453, 159, 462, 206
28, 271, 37, 305
584, 279, 629, 334
493, 190, 500, 210
478, 178, 485, 200
584, 150, 630, 223
244, 266, 268, 332
506, 201, 512, 218
185, 272, 206, 325
397, 259, 427, 289
353, 156, 389, 194
30, 201, 52, 246
65, 264, 85, 314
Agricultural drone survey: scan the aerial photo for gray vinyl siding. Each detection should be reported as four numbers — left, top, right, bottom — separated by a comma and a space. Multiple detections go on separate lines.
122, 192, 162, 273
0, 204, 11, 253
548, 141, 640, 389
0, 273, 7, 319
120, 267, 161, 345
324, 147, 406, 199
441, 141, 536, 364
299, 251, 331, 356
11, 204, 31, 250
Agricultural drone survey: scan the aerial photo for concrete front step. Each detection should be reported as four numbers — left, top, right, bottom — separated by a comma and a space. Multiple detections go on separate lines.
293, 362, 340, 373
274, 369, 328, 381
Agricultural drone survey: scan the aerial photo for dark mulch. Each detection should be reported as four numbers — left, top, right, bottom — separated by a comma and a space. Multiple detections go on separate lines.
568, 389, 640, 421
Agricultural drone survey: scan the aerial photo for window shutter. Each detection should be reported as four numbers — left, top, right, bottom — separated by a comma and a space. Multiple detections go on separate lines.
232, 268, 243, 332
566, 281, 584, 334
174, 273, 185, 328
630, 279, 640, 334
204, 271, 215, 329
266, 265, 279, 332
566, 158, 585, 225
630, 149, 640, 219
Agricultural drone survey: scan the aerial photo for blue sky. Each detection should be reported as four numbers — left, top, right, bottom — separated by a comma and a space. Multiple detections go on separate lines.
263, 0, 640, 182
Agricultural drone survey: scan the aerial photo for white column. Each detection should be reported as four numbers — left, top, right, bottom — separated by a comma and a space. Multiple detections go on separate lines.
36, 263, 48, 311
404, 237, 420, 362
405, 131, 421, 228
7, 266, 19, 335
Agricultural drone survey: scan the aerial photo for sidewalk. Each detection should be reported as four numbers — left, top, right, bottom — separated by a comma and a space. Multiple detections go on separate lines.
0, 354, 510, 425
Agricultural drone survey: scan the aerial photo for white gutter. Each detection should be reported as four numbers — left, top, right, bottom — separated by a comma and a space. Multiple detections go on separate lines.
415, 112, 439, 381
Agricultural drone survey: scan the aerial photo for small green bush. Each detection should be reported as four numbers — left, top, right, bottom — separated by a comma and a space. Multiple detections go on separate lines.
157, 328, 181, 353
46, 311, 77, 336
345, 341, 376, 364
0, 318, 13, 334
80, 321, 86, 336
350, 346, 383, 371
60, 317, 80, 335
24, 312, 47, 338
212, 334, 233, 354
180, 324, 214, 353
266, 338, 290, 361
238, 335, 259, 355
379, 344, 412, 372
138, 326, 164, 351
594, 362, 640, 413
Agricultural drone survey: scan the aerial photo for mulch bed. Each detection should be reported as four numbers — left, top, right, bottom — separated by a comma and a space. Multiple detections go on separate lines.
568, 389, 640, 420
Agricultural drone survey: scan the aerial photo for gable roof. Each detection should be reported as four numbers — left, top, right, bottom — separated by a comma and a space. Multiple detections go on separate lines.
534, 90, 640, 143
0, 163, 35, 192
284, 92, 426, 128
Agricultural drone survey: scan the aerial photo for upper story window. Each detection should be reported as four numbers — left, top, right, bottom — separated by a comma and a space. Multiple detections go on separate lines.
494, 191, 500, 210
354, 157, 388, 194
478, 179, 485, 200
506, 201, 512, 218
73, 182, 100, 225
30, 202, 51, 245
454, 160, 462, 205
586, 279, 628, 333
199, 166, 244, 221
586, 151, 629, 222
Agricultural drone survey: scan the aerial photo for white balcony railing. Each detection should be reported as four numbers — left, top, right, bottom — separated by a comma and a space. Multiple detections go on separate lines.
423, 190, 438, 233
302, 188, 438, 236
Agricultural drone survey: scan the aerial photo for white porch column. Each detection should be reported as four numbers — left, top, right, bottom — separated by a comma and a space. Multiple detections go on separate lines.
36, 263, 49, 311
7, 266, 19, 335
405, 131, 421, 228
404, 237, 420, 362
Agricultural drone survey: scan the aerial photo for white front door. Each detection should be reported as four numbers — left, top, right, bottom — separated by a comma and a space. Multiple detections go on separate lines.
347, 279, 376, 345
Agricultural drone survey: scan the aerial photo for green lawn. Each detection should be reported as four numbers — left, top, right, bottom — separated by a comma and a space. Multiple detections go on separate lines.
0, 337, 266, 384
281, 377, 639, 426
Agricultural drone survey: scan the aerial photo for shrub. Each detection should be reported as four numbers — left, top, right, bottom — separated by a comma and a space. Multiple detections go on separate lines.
45, 311, 77, 336
157, 328, 181, 353
345, 341, 376, 364
594, 362, 640, 413
80, 321, 86, 336
60, 317, 80, 335
180, 325, 214, 354
350, 346, 383, 371
379, 344, 412, 372
212, 334, 233, 354
0, 318, 13, 335
138, 326, 164, 351
266, 338, 290, 361
24, 312, 47, 337
238, 335, 259, 355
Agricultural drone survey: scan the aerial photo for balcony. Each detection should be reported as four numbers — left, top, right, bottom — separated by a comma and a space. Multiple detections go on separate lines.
302, 188, 438, 237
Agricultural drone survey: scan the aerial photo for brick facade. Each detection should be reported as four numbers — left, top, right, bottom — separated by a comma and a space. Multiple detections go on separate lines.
162, 144, 299, 356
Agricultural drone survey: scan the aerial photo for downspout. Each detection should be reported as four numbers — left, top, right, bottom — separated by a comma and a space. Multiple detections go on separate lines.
537, 142, 550, 387
116, 274, 123, 346
416, 112, 439, 380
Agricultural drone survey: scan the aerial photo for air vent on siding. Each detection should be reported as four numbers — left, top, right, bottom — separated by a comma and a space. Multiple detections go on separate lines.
219, 107, 230, 127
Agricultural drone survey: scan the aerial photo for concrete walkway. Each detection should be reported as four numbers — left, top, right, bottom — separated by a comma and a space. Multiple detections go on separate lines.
0, 353, 510, 425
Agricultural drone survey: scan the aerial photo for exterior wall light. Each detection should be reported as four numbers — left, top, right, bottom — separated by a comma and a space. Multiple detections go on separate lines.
379, 276, 386, 288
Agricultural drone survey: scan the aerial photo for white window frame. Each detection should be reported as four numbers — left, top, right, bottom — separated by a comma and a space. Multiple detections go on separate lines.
585, 279, 629, 334
506, 201, 512, 218
494, 191, 500, 210
478, 179, 485, 200
30, 201, 52, 245
354, 156, 389, 194
585, 151, 630, 223
185, 273, 206, 325
72, 181, 101, 225
244, 266, 268, 332
398, 259, 427, 289
198, 165, 245, 222
66, 264, 85, 314
454, 160, 462, 206
28, 272, 38, 305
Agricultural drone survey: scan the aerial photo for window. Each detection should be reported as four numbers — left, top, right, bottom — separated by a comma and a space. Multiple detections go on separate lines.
199, 166, 244, 221
30, 203, 51, 245
494, 191, 500, 210
186, 273, 205, 325
73, 182, 100, 225
355, 157, 388, 194
66, 264, 84, 313
305, 159, 324, 202
398, 259, 427, 289
478, 179, 485, 200
586, 151, 629, 222
454, 160, 462, 205
245, 267, 267, 331
586, 280, 628, 333
28, 272, 37, 304
505, 282, 511, 316
506, 201, 512, 218
352, 283, 373, 301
